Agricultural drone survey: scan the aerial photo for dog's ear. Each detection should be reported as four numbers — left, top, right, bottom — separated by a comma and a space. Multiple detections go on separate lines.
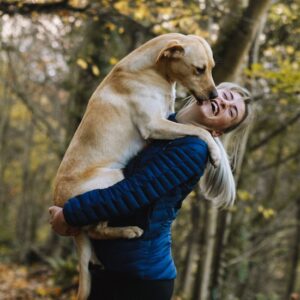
156, 41, 185, 63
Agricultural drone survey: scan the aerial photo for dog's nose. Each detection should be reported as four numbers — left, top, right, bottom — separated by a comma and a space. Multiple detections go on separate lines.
209, 88, 218, 100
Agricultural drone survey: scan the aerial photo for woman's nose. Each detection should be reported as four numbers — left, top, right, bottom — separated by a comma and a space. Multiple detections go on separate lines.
220, 99, 229, 109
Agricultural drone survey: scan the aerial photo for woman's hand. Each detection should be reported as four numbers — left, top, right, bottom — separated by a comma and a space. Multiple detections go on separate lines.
49, 206, 80, 236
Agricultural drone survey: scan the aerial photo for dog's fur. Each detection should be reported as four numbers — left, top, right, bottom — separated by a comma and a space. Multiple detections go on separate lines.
53, 33, 220, 300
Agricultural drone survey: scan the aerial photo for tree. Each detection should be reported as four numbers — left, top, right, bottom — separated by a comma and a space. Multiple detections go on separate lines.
0, 0, 299, 298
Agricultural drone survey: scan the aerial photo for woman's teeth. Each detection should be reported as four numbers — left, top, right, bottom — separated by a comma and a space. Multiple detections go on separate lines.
211, 101, 218, 115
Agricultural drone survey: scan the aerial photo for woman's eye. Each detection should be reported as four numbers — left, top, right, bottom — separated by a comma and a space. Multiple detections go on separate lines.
230, 108, 237, 118
195, 66, 206, 75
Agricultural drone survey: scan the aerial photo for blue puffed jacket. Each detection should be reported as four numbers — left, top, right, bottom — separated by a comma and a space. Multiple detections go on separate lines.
63, 114, 208, 280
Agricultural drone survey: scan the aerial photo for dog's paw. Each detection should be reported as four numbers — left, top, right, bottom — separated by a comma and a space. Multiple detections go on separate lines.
122, 226, 144, 239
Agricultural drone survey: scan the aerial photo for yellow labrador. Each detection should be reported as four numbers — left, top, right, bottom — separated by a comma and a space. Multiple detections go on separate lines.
53, 33, 219, 300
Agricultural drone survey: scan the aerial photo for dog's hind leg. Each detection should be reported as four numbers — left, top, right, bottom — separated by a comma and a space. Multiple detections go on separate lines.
88, 222, 144, 239
74, 232, 93, 300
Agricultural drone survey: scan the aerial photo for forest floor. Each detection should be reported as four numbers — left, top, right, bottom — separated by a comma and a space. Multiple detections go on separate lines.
0, 263, 77, 300
0, 262, 184, 299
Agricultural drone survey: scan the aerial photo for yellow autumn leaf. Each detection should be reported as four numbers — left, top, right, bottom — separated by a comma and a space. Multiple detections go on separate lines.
76, 58, 88, 70
118, 27, 125, 34
228, 205, 237, 213
52, 287, 62, 296
92, 65, 100, 76
159, 7, 173, 15
31, 11, 38, 19
71, 294, 77, 300
286, 46, 294, 54
244, 206, 252, 214
36, 286, 48, 296
69, 0, 78, 6
106, 22, 116, 31
134, 7, 148, 20
109, 57, 118, 65
153, 24, 167, 35
10, 102, 31, 122
257, 205, 264, 213
266, 208, 276, 217
189, 191, 196, 197
279, 98, 288, 105
237, 189, 252, 201
262, 209, 273, 219
114, 0, 130, 13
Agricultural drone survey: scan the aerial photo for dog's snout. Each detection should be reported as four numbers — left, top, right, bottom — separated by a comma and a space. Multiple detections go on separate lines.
209, 88, 218, 100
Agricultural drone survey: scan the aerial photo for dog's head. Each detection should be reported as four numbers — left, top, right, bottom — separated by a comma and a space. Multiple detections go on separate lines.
156, 35, 217, 102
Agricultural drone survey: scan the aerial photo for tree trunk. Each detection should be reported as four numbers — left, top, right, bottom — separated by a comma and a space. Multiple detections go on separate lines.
213, 0, 272, 83
64, 19, 107, 148
192, 199, 208, 300
285, 197, 300, 298
179, 198, 201, 298
192, 201, 218, 300
15, 121, 34, 262
248, 13, 267, 69
208, 1, 271, 296
199, 204, 218, 300
210, 210, 230, 299
0, 65, 11, 218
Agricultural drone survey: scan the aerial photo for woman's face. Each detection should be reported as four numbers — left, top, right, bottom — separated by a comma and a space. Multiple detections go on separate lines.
194, 88, 246, 134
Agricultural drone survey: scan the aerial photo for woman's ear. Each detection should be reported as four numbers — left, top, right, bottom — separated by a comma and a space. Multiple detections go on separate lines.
211, 130, 224, 137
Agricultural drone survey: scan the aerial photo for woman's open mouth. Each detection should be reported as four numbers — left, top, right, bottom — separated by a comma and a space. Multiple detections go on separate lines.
211, 100, 219, 116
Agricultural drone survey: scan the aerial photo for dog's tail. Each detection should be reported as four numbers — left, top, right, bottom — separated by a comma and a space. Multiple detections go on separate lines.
74, 232, 92, 300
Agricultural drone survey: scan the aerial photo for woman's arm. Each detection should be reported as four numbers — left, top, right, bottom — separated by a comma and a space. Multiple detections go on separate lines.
49, 137, 208, 234
61, 138, 208, 227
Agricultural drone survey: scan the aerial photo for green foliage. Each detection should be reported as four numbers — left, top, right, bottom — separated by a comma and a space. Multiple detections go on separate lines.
47, 255, 78, 286
246, 56, 300, 95
0, 0, 299, 299
255, 292, 280, 300
238, 261, 249, 283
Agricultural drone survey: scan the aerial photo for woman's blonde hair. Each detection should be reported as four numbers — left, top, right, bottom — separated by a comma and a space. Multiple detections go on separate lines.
216, 82, 255, 171
178, 82, 255, 207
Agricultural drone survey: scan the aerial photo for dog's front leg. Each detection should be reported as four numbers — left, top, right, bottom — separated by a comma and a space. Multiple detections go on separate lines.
139, 118, 221, 167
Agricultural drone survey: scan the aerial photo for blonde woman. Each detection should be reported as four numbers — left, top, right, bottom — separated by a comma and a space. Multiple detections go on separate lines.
50, 82, 254, 300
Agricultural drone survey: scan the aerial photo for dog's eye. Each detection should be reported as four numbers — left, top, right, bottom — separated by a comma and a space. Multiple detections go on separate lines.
195, 66, 206, 75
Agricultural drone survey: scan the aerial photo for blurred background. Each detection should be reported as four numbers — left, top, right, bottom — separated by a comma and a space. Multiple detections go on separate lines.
0, 0, 299, 299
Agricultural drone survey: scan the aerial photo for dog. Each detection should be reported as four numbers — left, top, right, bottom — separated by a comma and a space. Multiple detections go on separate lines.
52, 33, 220, 300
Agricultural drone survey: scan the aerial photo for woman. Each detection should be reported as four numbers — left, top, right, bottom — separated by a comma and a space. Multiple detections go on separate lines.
50, 82, 254, 300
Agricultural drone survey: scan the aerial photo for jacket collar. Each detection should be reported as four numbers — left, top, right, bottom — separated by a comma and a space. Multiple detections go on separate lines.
168, 113, 178, 123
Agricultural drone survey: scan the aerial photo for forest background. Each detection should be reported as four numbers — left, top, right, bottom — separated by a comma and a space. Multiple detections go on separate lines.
0, 0, 299, 299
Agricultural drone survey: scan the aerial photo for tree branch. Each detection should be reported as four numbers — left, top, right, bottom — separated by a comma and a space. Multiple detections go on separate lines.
0, 0, 88, 16
0, 0, 153, 37
253, 147, 300, 173
225, 223, 297, 267
250, 111, 300, 151
3, 52, 64, 155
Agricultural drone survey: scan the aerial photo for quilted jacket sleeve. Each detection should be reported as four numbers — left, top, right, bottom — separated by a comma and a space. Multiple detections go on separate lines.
63, 138, 208, 227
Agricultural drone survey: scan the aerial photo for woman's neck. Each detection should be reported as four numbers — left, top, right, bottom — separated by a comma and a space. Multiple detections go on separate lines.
176, 102, 211, 132
176, 102, 199, 124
